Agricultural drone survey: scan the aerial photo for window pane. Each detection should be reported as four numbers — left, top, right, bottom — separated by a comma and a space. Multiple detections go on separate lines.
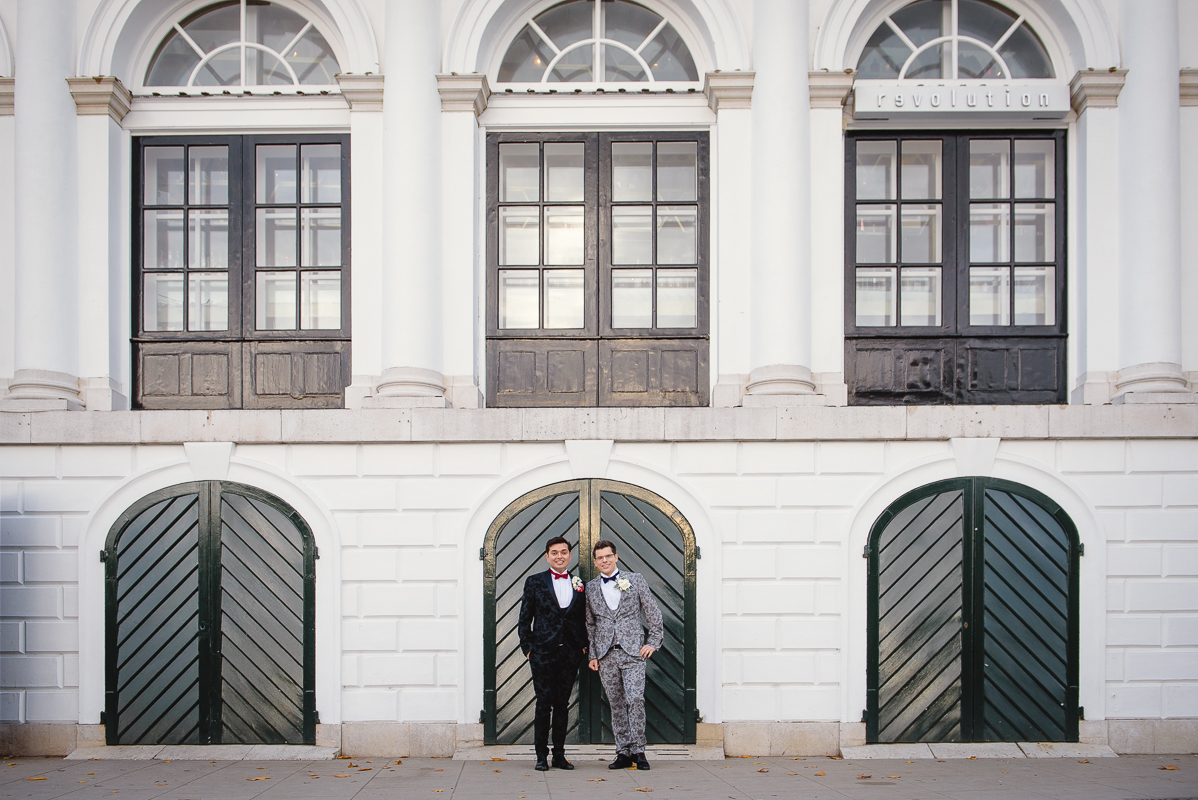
549, 43, 593, 82
302, 144, 342, 203
194, 47, 240, 86
186, 146, 228, 205
189, 209, 228, 269
901, 141, 942, 200
188, 272, 228, 332
498, 26, 555, 82
969, 203, 1009, 262
145, 147, 185, 205
544, 206, 584, 265
544, 269, 584, 328
544, 143, 584, 202
901, 204, 942, 263
612, 206, 653, 264
855, 268, 897, 326
639, 24, 699, 81
499, 270, 540, 329
657, 206, 697, 264
970, 140, 1010, 199
856, 204, 897, 263
1014, 266, 1055, 325
257, 208, 297, 267
612, 142, 653, 201
1014, 140, 1055, 198
657, 268, 697, 328
612, 269, 653, 328
289, 27, 341, 85
604, 0, 662, 48
857, 141, 896, 200
144, 210, 184, 269
998, 23, 1054, 79
257, 271, 297, 330
143, 274, 184, 331
300, 271, 341, 330
145, 31, 201, 86
182, 4, 239, 52
900, 267, 942, 326
246, 48, 292, 86
605, 45, 647, 82
1014, 203, 1054, 262
905, 43, 946, 79
969, 266, 1010, 325
500, 143, 540, 202
535, 2, 592, 49
657, 142, 697, 201
958, 40, 1001, 79
257, 145, 297, 204
302, 207, 342, 266
499, 207, 540, 265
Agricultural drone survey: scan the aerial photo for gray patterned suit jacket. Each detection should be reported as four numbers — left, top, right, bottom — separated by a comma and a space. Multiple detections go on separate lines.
584, 572, 664, 660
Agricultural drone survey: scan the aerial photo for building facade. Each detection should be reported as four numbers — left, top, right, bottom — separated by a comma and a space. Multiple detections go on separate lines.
0, 0, 1196, 757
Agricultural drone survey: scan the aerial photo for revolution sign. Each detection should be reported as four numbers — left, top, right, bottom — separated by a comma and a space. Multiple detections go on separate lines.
853, 80, 1071, 119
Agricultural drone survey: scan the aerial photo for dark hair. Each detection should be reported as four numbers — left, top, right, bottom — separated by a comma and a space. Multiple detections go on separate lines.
592, 539, 617, 557
544, 536, 571, 554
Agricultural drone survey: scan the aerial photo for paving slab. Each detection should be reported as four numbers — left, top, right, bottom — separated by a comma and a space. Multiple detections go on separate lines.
1018, 742, 1119, 758
842, 743, 935, 759
929, 741, 1026, 758
453, 743, 724, 761
63, 744, 162, 760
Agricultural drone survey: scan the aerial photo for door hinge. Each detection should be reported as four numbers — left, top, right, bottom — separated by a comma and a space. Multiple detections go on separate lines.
862, 544, 871, 559
315, 711, 321, 725
695, 546, 701, 559
479, 709, 486, 724
1078, 543, 1085, 556
480, 547, 486, 561
99, 711, 106, 725
314, 546, 320, 560
99, 549, 108, 563
861, 709, 868, 723
694, 709, 702, 722
1078, 706, 1085, 720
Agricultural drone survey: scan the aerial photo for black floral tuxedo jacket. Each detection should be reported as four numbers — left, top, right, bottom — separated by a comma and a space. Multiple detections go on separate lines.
518, 570, 588, 657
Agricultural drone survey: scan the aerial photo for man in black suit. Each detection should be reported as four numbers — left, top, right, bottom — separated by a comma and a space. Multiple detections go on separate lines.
518, 535, 588, 771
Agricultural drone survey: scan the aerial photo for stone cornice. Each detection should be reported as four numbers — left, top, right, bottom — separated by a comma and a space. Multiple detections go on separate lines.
703, 71, 754, 112
66, 76, 132, 122
1069, 69, 1127, 114
335, 73, 384, 110
0, 77, 12, 117
1181, 69, 1198, 107
808, 70, 855, 108
436, 73, 490, 115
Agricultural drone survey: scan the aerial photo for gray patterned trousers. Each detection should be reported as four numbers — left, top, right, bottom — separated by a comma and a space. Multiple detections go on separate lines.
597, 646, 647, 756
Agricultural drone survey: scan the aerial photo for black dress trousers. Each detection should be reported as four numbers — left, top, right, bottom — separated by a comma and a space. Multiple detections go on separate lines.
529, 644, 581, 757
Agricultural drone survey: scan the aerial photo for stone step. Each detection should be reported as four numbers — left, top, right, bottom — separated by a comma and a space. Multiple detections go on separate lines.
453, 744, 725, 761
840, 742, 1118, 759
65, 745, 341, 761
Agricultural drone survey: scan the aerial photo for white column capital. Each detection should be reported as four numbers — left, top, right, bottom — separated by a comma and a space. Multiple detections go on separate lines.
436, 73, 490, 115
1181, 69, 1198, 107
1069, 69, 1127, 113
335, 73, 385, 110
703, 71, 754, 112
0, 77, 12, 116
66, 76, 131, 122
808, 70, 855, 108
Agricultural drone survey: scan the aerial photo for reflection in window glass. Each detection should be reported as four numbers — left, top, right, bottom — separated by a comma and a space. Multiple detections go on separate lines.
857, 204, 897, 263
612, 269, 652, 328
501, 143, 540, 202
1014, 141, 1054, 198
549, 44, 594, 82
901, 141, 942, 200
1014, 204, 1053, 262
970, 140, 1009, 199
257, 271, 297, 330
499, 270, 540, 329
658, 142, 697, 201
257, 208, 297, 266
900, 267, 942, 326
657, 206, 697, 264
188, 272, 229, 331
500, 207, 540, 265
605, 45, 647, 82
905, 43, 947, 79
969, 204, 1009, 263
657, 269, 697, 328
856, 268, 897, 326
545, 143, 584, 202
544, 207, 585, 265
145, 210, 185, 269
969, 267, 1010, 325
302, 207, 341, 267
194, 48, 241, 86
901, 204, 941, 263
301, 271, 341, 329
144, 274, 184, 331
189, 146, 228, 205
189, 209, 229, 268
1014, 266, 1055, 325
257, 145, 297, 204
145, 147, 185, 205
857, 141, 896, 200
612, 143, 653, 201
544, 270, 585, 328
302, 145, 341, 203
612, 207, 653, 264
639, 24, 699, 81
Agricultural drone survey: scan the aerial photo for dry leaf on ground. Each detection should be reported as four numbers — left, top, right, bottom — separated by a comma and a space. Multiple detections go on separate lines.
788, 772, 797, 775
886, 775, 900, 778
26, 777, 46, 781
334, 774, 349, 778
492, 758, 507, 761
633, 789, 653, 793
757, 768, 769, 773
857, 774, 872, 779
1078, 760, 1090, 764
587, 778, 606, 781
814, 771, 825, 776
246, 776, 270, 781
1160, 765, 1180, 770
395, 760, 403, 764
359, 767, 371, 771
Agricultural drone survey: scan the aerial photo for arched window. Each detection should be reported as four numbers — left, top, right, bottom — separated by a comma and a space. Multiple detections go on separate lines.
145, 0, 341, 91
497, 0, 698, 84
857, 0, 1053, 81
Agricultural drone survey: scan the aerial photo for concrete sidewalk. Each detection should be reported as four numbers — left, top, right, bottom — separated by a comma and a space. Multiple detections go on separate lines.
1, 753, 1194, 799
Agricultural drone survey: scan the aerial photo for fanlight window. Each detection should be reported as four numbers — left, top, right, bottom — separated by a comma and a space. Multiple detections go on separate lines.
498, 0, 698, 84
858, 0, 1053, 80
146, 0, 340, 90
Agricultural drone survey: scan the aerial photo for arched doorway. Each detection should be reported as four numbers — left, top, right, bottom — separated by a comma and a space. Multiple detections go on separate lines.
866, 478, 1079, 743
104, 481, 316, 745
482, 479, 697, 745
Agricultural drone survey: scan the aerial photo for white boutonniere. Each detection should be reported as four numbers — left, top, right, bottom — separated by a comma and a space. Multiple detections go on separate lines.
571, 576, 584, 592
615, 576, 631, 593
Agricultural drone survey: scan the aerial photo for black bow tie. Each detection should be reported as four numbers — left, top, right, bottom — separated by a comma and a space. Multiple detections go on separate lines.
601, 573, 619, 584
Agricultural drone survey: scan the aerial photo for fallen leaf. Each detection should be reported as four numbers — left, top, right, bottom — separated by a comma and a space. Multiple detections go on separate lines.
247, 776, 270, 781
367, 760, 373, 763
790, 757, 806, 760
26, 777, 46, 781
338, 755, 350, 759
334, 774, 350, 778
829, 756, 843, 760
87, 773, 96, 775
1160, 765, 1180, 770
857, 774, 872, 779
492, 757, 507, 761
494, 769, 502, 772
434, 791, 444, 793
814, 771, 825, 776
741, 755, 750, 758
80, 780, 87, 783
162, 760, 171, 763
886, 775, 900, 779
633, 789, 653, 793
395, 760, 403, 764
257, 766, 268, 769
753, 762, 764, 764
156, 783, 168, 786
587, 778, 606, 781
348, 763, 359, 767
359, 767, 371, 771
788, 772, 797, 775
1078, 760, 1090, 764
906, 761, 914, 764
434, 768, 443, 772
757, 768, 769, 773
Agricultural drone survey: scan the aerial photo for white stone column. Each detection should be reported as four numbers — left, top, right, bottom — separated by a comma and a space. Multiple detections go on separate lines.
437, 74, 489, 409
744, 0, 818, 403
1180, 69, 1198, 390
704, 72, 754, 407
375, 0, 445, 405
1115, 0, 1193, 402
0, 78, 14, 392
1, 0, 80, 410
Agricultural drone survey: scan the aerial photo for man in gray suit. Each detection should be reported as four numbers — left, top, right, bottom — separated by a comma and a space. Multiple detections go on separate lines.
585, 538, 664, 771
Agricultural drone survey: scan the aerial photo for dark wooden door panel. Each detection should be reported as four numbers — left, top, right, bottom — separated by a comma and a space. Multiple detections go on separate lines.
961, 339, 1064, 404
137, 343, 241, 409
488, 340, 599, 407
599, 340, 708, 407
242, 341, 349, 409
847, 340, 954, 405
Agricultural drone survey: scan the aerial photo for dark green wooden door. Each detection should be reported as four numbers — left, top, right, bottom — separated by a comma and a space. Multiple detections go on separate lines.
866, 478, 1078, 743
483, 480, 697, 745
105, 482, 316, 745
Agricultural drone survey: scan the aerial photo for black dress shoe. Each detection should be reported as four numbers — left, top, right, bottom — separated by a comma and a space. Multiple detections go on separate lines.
551, 755, 574, 770
608, 753, 633, 770
634, 753, 650, 770
535, 758, 549, 771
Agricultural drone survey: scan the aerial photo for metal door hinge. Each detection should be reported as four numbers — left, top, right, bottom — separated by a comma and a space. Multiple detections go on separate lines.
99, 549, 108, 562
1078, 706, 1085, 720
479, 709, 486, 724
694, 709, 702, 722
480, 547, 486, 561
1078, 543, 1085, 556
314, 546, 320, 560
863, 544, 871, 559
861, 709, 868, 723
315, 712, 321, 724
99, 711, 106, 725
695, 546, 701, 559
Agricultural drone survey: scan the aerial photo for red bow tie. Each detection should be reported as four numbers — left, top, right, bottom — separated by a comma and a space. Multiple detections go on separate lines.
551, 571, 569, 580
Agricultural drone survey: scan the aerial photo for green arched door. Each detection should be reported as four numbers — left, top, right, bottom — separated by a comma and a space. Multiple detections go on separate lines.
483, 480, 697, 745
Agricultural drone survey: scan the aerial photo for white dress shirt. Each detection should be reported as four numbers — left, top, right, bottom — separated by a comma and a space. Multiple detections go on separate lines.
600, 570, 622, 611
550, 570, 573, 608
